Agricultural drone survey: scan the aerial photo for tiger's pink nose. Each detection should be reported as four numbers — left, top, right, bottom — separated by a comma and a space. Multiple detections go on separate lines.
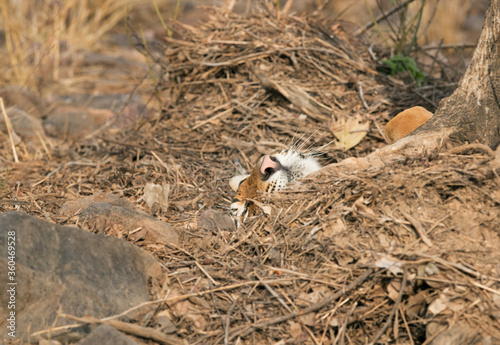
260, 155, 281, 177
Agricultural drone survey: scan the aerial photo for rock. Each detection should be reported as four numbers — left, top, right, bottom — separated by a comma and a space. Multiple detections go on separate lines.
53, 93, 150, 127
0, 211, 163, 342
0, 85, 45, 118
78, 202, 179, 245
198, 209, 236, 232
75, 324, 139, 345
43, 106, 113, 139
82, 52, 149, 72
59, 192, 136, 217
0, 106, 45, 141
44, 94, 151, 139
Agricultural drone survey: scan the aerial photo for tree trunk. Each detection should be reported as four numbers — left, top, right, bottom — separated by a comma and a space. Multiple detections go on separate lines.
415, 0, 500, 149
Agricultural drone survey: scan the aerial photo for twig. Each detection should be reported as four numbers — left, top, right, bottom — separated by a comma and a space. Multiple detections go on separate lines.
0, 98, 19, 163
449, 143, 495, 156
192, 108, 233, 130
255, 273, 292, 312
208, 278, 225, 332
34, 313, 185, 345
413, 43, 477, 52
86, 279, 294, 324
224, 299, 238, 345
230, 268, 374, 340
357, 81, 369, 109
417, 254, 500, 282
151, 150, 170, 171
354, 0, 416, 36
369, 269, 407, 345
399, 304, 414, 345
195, 261, 219, 286
402, 211, 433, 247
281, 0, 294, 17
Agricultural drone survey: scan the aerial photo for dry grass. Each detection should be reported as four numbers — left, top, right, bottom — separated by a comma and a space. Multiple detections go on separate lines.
327, 0, 481, 44
0, 0, 134, 90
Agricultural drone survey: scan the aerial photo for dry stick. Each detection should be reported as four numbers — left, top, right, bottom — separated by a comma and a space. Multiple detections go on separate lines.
399, 304, 415, 345
413, 43, 478, 52
32, 281, 288, 341
206, 278, 225, 336
281, 0, 294, 17
368, 269, 407, 345
357, 81, 369, 109
402, 211, 433, 247
354, 0, 416, 36
230, 268, 374, 340
39, 314, 185, 345
449, 143, 495, 156
195, 261, 219, 286
151, 150, 170, 171
35, 130, 53, 160
417, 253, 500, 282
0, 98, 19, 163
103, 279, 294, 321
224, 299, 238, 345
255, 273, 292, 312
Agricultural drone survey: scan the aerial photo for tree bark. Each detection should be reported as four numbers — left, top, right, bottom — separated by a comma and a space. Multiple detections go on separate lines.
414, 0, 500, 149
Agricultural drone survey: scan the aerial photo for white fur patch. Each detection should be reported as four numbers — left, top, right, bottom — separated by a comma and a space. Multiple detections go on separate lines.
265, 150, 321, 192
229, 174, 249, 192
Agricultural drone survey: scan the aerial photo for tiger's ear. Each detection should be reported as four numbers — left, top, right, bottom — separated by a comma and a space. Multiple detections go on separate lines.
229, 174, 249, 192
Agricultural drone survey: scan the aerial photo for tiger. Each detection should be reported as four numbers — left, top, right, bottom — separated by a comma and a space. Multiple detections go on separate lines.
229, 106, 433, 223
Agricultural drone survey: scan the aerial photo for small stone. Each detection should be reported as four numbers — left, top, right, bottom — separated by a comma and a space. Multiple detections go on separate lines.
198, 209, 236, 232
0, 106, 45, 141
78, 202, 179, 245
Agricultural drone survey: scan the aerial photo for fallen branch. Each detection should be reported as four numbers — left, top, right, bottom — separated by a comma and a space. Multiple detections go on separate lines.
59, 314, 186, 345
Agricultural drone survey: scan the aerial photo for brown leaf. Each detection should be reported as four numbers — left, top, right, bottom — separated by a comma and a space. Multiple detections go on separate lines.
331, 114, 370, 150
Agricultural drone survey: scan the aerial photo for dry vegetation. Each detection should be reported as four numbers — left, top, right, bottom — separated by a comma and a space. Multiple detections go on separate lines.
1, 1, 499, 344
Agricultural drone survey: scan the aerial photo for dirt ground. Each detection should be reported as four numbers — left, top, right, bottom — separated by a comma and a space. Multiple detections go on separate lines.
1, 2, 499, 345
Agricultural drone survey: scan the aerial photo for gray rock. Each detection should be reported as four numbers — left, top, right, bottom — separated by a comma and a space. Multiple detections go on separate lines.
0, 85, 45, 118
59, 192, 136, 217
44, 94, 151, 138
75, 324, 139, 345
0, 211, 163, 342
198, 209, 236, 232
0, 106, 45, 141
42, 106, 110, 139
52, 94, 145, 114
78, 202, 179, 245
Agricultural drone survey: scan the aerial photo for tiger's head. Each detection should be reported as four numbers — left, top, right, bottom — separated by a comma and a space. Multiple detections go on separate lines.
229, 150, 321, 224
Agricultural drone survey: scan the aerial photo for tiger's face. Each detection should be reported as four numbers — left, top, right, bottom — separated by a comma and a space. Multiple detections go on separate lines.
230, 150, 321, 224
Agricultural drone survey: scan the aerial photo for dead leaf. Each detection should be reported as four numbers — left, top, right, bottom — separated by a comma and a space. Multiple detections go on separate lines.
428, 294, 449, 315
289, 321, 303, 338
331, 114, 370, 150
374, 255, 403, 275
318, 218, 344, 240
168, 290, 207, 330
299, 312, 316, 326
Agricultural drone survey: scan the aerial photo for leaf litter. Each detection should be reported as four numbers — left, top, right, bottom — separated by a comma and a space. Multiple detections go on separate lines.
0, 3, 499, 344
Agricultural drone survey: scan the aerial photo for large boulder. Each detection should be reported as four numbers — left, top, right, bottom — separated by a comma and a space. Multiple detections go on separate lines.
0, 211, 163, 342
